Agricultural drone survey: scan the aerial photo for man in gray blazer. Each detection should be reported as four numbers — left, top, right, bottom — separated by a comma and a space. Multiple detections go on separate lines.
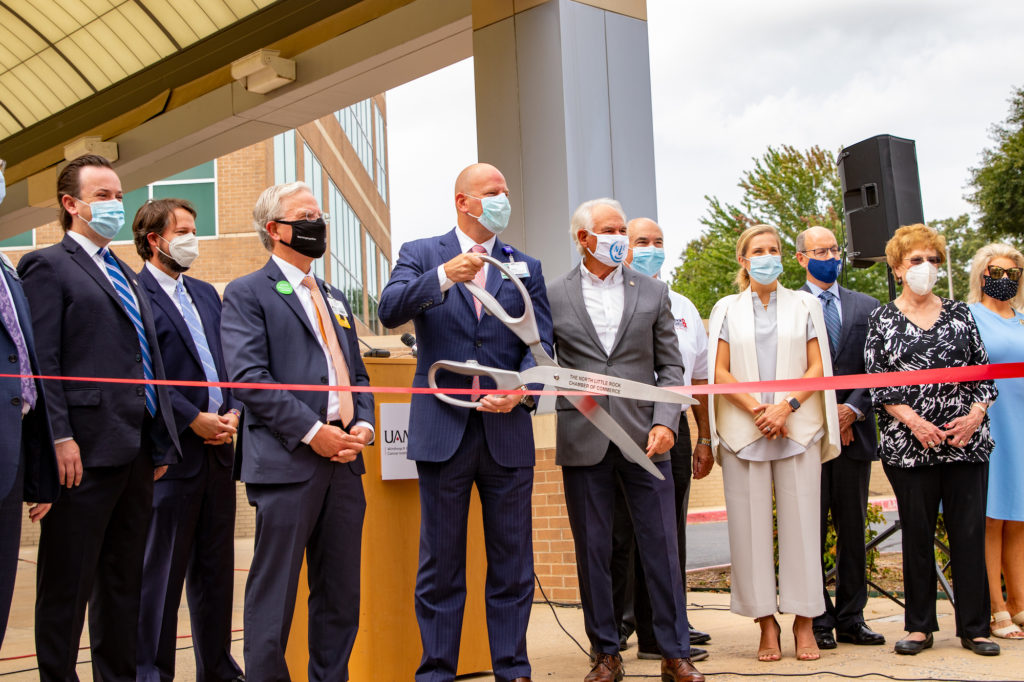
796, 226, 884, 650
548, 199, 703, 682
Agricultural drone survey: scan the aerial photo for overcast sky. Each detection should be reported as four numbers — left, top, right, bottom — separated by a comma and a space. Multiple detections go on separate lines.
385, 0, 1024, 274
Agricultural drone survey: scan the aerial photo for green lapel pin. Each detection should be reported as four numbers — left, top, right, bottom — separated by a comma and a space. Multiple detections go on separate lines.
275, 280, 294, 295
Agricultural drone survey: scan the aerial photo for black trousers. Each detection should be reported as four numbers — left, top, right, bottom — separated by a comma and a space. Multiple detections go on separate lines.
0, 448, 24, 648
884, 461, 990, 638
35, 452, 154, 682
814, 454, 871, 632
612, 415, 692, 650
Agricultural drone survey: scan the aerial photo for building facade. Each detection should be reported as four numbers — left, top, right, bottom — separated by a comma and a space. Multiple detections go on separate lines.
1, 94, 391, 337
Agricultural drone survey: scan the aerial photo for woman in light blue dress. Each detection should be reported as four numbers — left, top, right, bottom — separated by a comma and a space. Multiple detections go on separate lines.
968, 242, 1024, 640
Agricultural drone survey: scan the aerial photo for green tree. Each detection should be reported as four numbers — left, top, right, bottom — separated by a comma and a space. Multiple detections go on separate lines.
670, 145, 889, 316
968, 86, 1024, 240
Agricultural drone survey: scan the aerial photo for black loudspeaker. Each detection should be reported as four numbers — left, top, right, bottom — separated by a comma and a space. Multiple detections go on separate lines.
837, 134, 925, 268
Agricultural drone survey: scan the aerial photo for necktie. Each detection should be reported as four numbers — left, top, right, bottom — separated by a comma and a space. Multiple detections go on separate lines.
470, 244, 488, 318
819, 290, 841, 356
469, 245, 488, 399
101, 248, 156, 416
175, 280, 223, 412
301, 276, 354, 426
0, 273, 36, 410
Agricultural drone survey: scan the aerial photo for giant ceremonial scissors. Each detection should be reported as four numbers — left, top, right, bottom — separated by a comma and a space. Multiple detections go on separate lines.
427, 255, 696, 480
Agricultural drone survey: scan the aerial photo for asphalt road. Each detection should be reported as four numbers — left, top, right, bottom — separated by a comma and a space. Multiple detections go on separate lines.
686, 510, 902, 571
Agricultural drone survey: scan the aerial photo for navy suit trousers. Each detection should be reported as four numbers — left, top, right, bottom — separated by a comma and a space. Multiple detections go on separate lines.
0, 451, 23, 648
414, 411, 534, 682
563, 445, 690, 659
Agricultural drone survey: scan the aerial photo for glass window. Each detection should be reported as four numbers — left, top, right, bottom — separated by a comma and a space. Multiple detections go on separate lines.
274, 130, 296, 184
327, 180, 363, 320
336, 100, 374, 183
365, 233, 380, 334
373, 101, 388, 203
303, 144, 325, 279
0, 230, 33, 249
116, 161, 218, 242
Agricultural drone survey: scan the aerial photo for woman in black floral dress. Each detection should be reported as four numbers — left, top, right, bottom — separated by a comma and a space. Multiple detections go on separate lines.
865, 224, 999, 657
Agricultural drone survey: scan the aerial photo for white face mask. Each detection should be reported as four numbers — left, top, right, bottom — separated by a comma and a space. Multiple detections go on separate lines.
159, 233, 200, 269
904, 261, 938, 295
587, 231, 628, 267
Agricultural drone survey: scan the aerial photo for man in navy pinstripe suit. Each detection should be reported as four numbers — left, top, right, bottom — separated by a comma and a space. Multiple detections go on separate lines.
379, 163, 552, 682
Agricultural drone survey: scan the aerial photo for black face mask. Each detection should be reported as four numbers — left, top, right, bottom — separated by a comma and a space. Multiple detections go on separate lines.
983, 274, 1019, 302
277, 218, 327, 258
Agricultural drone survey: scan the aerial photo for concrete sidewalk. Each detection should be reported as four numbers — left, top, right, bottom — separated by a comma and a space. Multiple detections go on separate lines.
1, 539, 1021, 680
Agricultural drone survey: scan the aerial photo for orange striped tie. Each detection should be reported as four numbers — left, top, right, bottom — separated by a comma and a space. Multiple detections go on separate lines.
301, 276, 355, 426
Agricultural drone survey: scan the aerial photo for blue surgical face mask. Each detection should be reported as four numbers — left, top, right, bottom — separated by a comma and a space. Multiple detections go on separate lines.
746, 254, 783, 285
77, 198, 125, 240
806, 256, 841, 284
0, 169, 6, 206
467, 193, 511, 234
630, 246, 665, 277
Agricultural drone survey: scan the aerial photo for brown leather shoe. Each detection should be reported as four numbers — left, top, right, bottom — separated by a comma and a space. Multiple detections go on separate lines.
661, 657, 705, 682
584, 652, 624, 681
509, 678, 531, 682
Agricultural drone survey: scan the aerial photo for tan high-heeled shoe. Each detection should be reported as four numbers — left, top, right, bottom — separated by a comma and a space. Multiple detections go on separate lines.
754, 616, 781, 662
793, 621, 821, 661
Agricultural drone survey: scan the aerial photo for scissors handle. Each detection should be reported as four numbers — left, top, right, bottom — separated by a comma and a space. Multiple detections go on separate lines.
464, 256, 542, 348
427, 360, 523, 409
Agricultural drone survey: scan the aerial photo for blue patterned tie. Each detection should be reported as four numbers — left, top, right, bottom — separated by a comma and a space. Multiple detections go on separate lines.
175, 280, 223, 412
819, 290, 841, 356
0, 272, 36, 409
100, 248, 156, 416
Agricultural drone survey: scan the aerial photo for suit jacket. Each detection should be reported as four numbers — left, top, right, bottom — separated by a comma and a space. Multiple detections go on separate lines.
0, 258, 59, 504
377, 228, 553, 467
548, 265, 685, 466
801, 282, 880, 462
221, 258, 374, 484
17, 234, 181, 467
138, 267, 239, 479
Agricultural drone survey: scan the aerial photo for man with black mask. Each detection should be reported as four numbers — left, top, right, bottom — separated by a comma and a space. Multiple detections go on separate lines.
221, 182, 375, 681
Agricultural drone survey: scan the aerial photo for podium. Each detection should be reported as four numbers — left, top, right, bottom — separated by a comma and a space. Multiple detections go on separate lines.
285, 357, 492, 679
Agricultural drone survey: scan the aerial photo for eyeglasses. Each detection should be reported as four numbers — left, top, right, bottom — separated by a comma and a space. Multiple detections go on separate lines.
800, 246, 841, 259
988, 265, 1023, 282
273, 211, 329, 224
904, 256, 941, 266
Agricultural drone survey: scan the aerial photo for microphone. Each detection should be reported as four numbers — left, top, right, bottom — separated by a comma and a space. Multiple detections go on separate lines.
400, 332, 417, 357
358, 336, 390, 358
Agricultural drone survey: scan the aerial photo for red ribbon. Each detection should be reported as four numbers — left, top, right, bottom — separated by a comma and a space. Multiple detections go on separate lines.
2, 362, 1022, 397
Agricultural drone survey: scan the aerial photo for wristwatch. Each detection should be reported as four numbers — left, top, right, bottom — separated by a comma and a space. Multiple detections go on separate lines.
786, 397, 801, 412
696, 437, 712, 447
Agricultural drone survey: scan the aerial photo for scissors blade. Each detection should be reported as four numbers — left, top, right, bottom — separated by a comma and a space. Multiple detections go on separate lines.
519, 365, 697, 405
565, 394, 665, 480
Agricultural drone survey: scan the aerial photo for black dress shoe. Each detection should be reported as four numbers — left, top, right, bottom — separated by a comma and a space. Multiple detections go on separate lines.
637, 647, 708, 662
837, 622, 886, 645
813, 627, 837, 650
894, 632, 933, 655
961, 637, 1000, 656
689, 626, 711, 645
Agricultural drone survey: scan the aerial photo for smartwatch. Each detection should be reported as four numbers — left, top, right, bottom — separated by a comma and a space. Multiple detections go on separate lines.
786, 397, 801, 412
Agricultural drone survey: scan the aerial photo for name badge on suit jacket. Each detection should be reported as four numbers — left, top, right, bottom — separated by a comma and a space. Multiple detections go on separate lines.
325, 291, 351, 329
500, 261, 530, 279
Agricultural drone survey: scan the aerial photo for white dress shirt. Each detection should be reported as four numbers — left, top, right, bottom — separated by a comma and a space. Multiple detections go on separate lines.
580, 261, 624, 355
804, 278, 861, 419
668, 289, 709, 412
145, 262, 196, 318
437, 228, 496, 292
271, 255, 373, 443
66, 230, 140, 311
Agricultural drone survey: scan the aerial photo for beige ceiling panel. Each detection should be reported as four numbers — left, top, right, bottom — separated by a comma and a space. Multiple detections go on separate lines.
55, 35, 108, 89
37, 49, 93, 99
199, 1, 240, 28
31, 0, 84, 36
101, 10, 160, 67
9, 0, 63, 43
0, 27, 30, 68
0, 70, 49, 123
224, 0, 258, 18
21, 56, 72, 114
0, 10, 46, 61
141, 0, 200, 45
119, 3, 177, 56
80, 21, 133, 79
80, 0, 117, 15
167, 0, 218, 41
0, 107, 19, 138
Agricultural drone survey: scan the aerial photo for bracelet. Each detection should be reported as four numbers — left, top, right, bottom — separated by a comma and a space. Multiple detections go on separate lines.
697, 437, 712, 447
228, 408, 242, 418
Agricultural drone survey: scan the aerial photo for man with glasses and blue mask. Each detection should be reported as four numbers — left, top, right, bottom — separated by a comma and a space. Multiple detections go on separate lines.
379, 163, 552, 682
17, 154, 181, 681
795, 225, 885, 651
133, 199, 244, 682
0, 159, 59, 650
221, 181, 374, 681
606, 218, 713, 663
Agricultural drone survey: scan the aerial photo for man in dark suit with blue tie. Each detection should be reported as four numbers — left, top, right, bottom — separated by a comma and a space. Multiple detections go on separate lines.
132, 198, 244, 682
221, 181, 374, 682
17, 154, 181, 681
796, 226, 885, 650
0, 160, 59, 648
378, 163, 552, 682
